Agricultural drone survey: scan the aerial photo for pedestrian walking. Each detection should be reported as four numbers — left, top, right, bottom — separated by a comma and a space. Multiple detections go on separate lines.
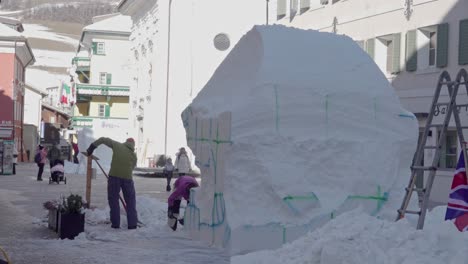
164, 158, 174, 192
12, 143, 18, 175
35, 145, 47, 181
47, 144, 61, 173
167, 175, 199, 231
87, 137, 138, 229
72, 139, 79, 164
174, 147, 191, 176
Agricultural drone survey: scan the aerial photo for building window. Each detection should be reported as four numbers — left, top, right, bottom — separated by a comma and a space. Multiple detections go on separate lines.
438, 130, 457, 169
417, 26, 437, 69
375, 34, 400, 74
97, 42, 105, 55
277, 0, 287, 20
386, 39, 394, 73
98, 104, 106, 117
50, 116, 56, 123
100, 73, 107, 85
429, 31, 437, 66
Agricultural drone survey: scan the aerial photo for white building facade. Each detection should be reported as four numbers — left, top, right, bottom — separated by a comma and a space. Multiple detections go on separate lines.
71, 14, 132, 133
118, 0, 267, 165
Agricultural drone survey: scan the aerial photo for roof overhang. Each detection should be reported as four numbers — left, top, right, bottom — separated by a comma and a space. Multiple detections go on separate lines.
0, 37, 36, 67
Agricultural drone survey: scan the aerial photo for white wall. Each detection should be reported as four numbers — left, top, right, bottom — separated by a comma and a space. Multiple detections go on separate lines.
124, 0, 266, 165
90, 37, 132, 87
23, 88, 42, 127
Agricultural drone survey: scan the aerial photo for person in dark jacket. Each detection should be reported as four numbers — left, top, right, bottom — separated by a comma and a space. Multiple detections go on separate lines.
36, 145, 47, 181
47, 144, 61, 173
164, 158, 174, 192
87, 137, 138, 229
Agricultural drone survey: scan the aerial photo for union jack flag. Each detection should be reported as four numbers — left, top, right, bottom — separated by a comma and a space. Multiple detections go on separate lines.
445, 151, 468, 232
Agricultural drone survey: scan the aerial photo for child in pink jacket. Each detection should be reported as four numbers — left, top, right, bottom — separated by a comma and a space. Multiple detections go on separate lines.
167, 175, 199, 230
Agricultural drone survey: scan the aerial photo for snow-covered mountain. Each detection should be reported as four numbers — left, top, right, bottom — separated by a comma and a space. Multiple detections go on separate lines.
0, 0, 120, 89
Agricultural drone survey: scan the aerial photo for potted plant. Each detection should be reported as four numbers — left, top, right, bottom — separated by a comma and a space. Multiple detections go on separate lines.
57, 194, 85, 240
43, 200, 60, 232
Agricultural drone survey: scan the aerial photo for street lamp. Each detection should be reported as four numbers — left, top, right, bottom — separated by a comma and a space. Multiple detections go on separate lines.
164, 0, 173, 156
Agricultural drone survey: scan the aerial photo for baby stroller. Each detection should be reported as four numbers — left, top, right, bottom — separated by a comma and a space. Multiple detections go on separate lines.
49, 160, 67, 184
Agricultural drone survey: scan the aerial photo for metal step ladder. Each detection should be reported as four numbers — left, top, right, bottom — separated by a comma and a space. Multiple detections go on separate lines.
396, 69, 468, 229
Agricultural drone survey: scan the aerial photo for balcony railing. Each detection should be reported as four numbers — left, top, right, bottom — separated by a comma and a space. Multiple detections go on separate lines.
72, 57, 90, 71
71, 116, 128, 128
77, 84, 130, 97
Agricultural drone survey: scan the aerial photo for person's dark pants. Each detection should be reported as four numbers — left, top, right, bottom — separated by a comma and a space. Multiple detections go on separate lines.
166, 171, 173, 190
108, 175, 138, 229
37, 163, 44, 180
13, 163, 16, 175
73, 153, 79, 164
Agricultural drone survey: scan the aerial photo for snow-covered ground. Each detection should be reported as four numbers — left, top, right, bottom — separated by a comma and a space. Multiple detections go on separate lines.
0, 163, 228, 264
22, 23, 77, 88
232, 207, 468, 264
22, 24, 79, 46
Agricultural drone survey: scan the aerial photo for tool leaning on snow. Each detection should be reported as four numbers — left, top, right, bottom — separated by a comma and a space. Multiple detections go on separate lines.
82, 137, 144, 228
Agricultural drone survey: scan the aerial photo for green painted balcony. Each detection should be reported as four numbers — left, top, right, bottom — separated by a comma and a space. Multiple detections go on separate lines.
72, 57, 90, 71
71, 116, 128, 128
76, 84, 130, 97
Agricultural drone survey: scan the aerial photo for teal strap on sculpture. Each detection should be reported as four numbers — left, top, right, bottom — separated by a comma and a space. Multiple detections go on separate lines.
283, 193, 319, 215
345, 186, 389, 216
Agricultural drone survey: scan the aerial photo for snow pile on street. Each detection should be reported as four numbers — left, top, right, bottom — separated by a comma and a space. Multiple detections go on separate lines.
183, 25, 418, 254
232, 207, 468, 263
85, 195, 168, 228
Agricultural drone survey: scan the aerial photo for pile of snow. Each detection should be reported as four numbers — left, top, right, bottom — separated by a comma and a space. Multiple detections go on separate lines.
182, 25, 418, 255
232, 207, 468, 263
85, 196, 168, 228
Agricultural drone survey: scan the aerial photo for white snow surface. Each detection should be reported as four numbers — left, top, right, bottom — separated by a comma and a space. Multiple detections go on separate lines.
184, 25, 418, 254
188, 25, 418, 227
26, 68, 67, 88
22, 24, 78, 46
232, 207, 468, 263
31, 49, 75, 68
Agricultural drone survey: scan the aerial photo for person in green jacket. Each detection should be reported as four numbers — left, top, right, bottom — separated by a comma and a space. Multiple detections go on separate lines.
87, 137, 138, 229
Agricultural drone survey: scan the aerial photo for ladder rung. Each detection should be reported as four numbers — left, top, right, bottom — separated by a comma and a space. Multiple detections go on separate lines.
435, 102, 450, 106
405, 187, 425, 193
411, 166, 437, 171
440, 81, 454, 85
403, 210, 422, 215
423, 145, 439, 149
460, 126, 468, 129
428, 124, 445, 128
456, 104, 468, 108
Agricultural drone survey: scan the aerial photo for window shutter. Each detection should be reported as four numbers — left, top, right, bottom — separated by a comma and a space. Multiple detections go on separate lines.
366, 39, 375, 59
406, 30, 417, 72
300, 0, 310, 14
91, 42, 97, 55
459, 19, 468, 65
277, 0, 287, 20
290, 0, 298, 18
437, 23, 449, 68
106, 73, 112, 85
391, 33, 401, 73
105, 105, 110, 117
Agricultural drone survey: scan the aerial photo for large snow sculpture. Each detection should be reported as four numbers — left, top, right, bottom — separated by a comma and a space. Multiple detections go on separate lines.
182, 25, 418, 255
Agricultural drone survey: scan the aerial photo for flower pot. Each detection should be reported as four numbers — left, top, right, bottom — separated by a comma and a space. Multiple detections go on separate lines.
58, 212, 85, 240
48, 208, 59, 232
